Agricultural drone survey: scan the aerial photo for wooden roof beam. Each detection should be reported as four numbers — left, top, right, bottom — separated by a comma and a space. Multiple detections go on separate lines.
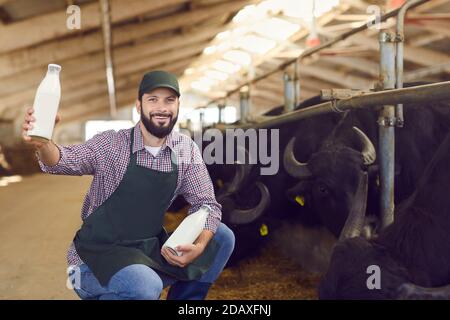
251, 89, 284, 105
0, 0, 15, 5
298, 77, 338, 90
404, 62, 450, 82
319, 56, 379, 78
415, 0, 450, 13
0, 0, 253, 78
0, 0, 190, 53
409, 32, 447, 47
300, 64, 373, 89
349, 33, 450, 68
255, 82, 284, 95
408, 20, 450, 38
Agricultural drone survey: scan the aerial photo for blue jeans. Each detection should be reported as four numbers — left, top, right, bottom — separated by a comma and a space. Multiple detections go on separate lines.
69, 223, 235, 300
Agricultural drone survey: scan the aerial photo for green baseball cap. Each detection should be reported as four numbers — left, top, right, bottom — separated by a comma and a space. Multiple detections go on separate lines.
138, 70, 180, 99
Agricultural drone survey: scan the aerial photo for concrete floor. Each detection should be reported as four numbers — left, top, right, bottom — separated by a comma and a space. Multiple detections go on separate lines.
0, 173, 90, 299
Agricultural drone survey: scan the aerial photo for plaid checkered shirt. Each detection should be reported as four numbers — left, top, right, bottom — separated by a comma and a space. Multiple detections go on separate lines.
37, 122, 222, 267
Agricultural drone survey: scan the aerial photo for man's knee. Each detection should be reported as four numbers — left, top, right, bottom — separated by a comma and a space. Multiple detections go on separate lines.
214, 223, 235, 256
133, 278, 163, 300
110, 264, 163, 300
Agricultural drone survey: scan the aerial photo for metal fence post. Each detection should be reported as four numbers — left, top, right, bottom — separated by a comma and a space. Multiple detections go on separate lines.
283, 72, 295, 112
239, 86, 250, 124
378, 31, 396, 229
199, 109, 205, 129
218, 103, 224, 124
294, 61, 301, 106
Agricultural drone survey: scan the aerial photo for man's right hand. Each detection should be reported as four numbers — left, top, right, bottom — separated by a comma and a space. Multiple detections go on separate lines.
22, 106, 61, 150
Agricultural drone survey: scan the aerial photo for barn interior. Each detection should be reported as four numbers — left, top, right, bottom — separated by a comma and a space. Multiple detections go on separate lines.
0, 0, 449, 300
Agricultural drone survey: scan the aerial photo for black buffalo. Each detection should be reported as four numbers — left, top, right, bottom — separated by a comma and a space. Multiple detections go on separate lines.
284, 89, 450, 237
319, 131, 450, 299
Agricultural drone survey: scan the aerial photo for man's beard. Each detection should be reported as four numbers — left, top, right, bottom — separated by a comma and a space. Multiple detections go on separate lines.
140, 106, 178, 139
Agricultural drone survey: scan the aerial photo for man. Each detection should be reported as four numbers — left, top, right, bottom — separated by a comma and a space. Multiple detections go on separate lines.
22, 70, 235, 300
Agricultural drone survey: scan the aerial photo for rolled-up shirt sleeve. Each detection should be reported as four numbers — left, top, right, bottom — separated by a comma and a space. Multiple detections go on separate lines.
37, 130, 115, 176
178, 140, 222, 234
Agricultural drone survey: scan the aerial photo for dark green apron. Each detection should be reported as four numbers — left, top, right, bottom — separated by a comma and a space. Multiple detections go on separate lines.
73, 127, 219, 287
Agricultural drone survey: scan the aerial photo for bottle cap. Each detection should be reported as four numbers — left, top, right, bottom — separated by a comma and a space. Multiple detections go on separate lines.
48, 64, 62, 73
201, 204, 212, 213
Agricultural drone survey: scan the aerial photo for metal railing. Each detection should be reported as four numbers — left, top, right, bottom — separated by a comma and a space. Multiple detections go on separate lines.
214, 81, 450, 129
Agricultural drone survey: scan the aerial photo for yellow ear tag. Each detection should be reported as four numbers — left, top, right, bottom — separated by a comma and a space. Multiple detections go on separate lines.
216, 179, 224, 188
295, 195, 305, 206
259, 223, 268, 236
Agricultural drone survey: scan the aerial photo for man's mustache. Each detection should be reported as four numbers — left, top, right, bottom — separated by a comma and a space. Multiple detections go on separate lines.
150, 112, 172, 118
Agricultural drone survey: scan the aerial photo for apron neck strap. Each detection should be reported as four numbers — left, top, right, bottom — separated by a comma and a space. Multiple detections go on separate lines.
129, 127, 137, 165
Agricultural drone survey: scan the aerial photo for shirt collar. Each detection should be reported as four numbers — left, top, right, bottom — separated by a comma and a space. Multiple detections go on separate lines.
132, 122, 175, 154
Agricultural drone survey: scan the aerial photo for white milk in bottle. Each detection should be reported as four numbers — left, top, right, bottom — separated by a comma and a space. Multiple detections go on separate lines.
27, 64, 61, 142
163, 205, 211, 256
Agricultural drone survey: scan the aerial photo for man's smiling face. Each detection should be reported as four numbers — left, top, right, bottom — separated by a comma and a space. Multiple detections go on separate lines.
137, 87, 180, 138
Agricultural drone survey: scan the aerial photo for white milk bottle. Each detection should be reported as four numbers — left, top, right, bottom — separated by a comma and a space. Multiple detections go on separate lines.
27, 64, 61, 142
163, 205, 211, 256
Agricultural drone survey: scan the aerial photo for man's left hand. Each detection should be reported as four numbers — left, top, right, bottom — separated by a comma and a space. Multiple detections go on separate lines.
161, 243, 205, 268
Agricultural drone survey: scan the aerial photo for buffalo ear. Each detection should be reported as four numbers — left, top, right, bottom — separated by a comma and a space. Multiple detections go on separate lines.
285, 180, 311, 201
